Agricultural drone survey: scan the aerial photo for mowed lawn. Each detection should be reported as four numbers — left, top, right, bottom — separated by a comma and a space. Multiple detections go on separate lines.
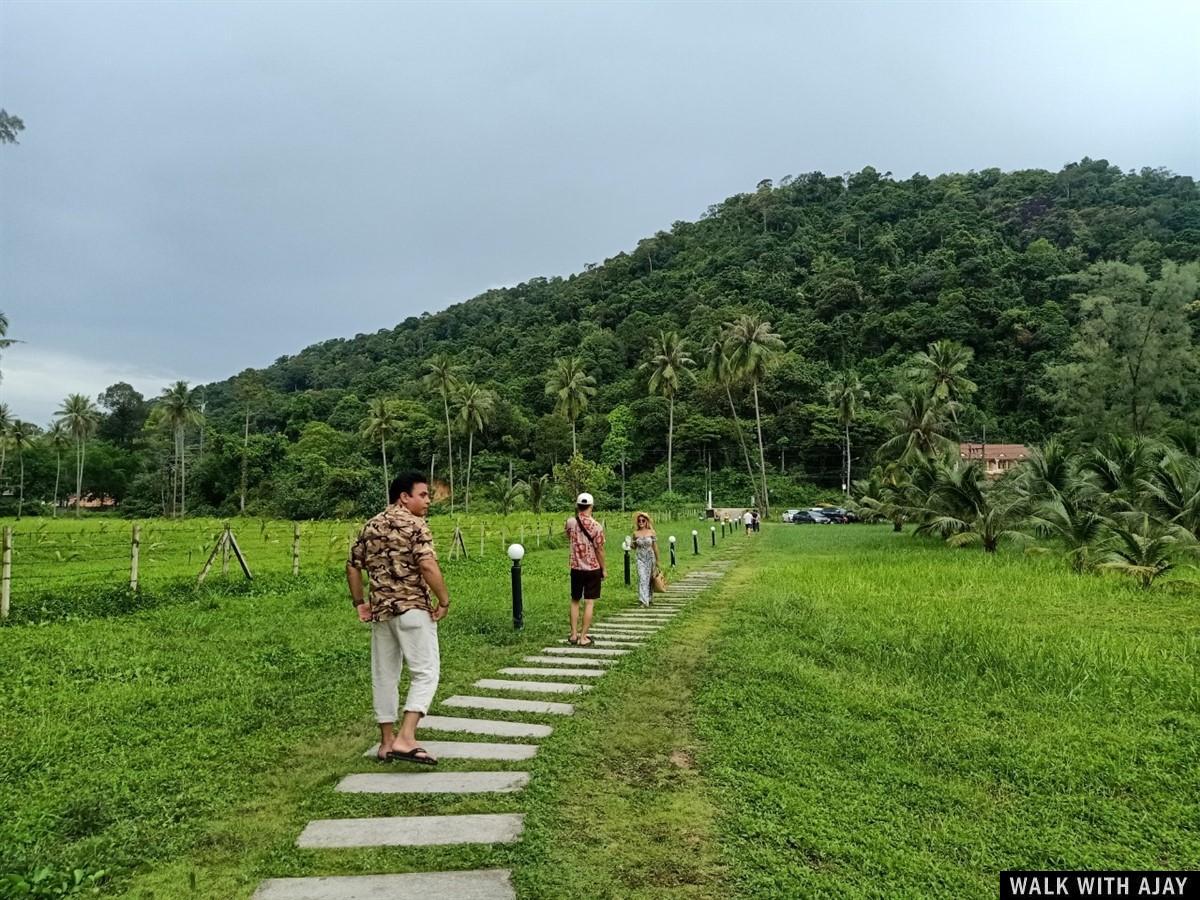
693, 526, 1200, 897
4, 522, 1197, 898
0, 532, 712, 899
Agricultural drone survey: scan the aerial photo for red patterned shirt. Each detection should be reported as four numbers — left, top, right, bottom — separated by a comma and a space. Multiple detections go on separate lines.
565, 515, 605, 571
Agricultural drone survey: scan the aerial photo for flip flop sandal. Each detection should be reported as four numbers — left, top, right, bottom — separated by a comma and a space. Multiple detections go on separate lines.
388, 747, 438, 766
577, 637, 595, 647
566, 635, 579, 645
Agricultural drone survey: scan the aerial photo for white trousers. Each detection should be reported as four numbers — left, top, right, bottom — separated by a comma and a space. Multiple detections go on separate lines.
371, 610, 440, 722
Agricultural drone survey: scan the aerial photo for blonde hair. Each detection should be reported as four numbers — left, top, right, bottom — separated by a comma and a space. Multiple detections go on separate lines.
633, 511, 655, 532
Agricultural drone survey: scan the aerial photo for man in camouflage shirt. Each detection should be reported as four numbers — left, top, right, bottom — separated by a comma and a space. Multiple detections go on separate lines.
347, 471, 450, 765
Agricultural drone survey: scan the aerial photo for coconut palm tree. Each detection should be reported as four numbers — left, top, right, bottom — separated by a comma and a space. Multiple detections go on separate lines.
525, 473, 549, 531
1100, 513, 1193, 589
456, 381, 495, 512
0, 403, 10, 485
493, 476, 527, 517
879, 389, 957, 463
423, 354, 461, 512
10, 420, 35, 518
1140, 450, 1200, 539
45, 420, 70, 517
908, 339, 977, 418
703, 337, 756, 488
1028, 495, 1108, 573
852, 462, 914, 533
1081, 435, 1151, 510
724, 314, 785, 516
827, 371, 869, 496
1016, 437, 1076, 503
545, 357, 596, 454
158, 381, 204, 517
0, 311, 22, 385
361, 398, 401, 503
56, 393, 99, 518
641, 331, 695, 494
914, 457, 1025, 553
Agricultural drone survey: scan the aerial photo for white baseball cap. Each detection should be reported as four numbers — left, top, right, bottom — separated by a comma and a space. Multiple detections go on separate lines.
576, 492, 594, 507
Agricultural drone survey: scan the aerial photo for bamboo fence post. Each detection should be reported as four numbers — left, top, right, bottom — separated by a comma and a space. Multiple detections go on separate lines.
221, 524, 231, 577
130, 524, 141, 591
1, 527, 11, 620
292, 522, 301, 576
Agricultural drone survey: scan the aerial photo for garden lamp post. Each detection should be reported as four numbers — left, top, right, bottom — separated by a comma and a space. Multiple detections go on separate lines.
692, 529, 699, 555
623, 536, 632, 587
508, 543, 525, 630
669, 535, 676, 568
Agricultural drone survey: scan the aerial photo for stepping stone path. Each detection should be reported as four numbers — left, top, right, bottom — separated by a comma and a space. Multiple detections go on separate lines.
443, 695, 575, 715
258, 543, 746, 899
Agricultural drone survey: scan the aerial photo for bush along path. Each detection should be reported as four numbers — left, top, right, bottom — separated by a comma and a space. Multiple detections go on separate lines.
252, 542, 747, 900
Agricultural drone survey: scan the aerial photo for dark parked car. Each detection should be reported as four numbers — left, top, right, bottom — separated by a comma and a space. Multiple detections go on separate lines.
808, 506, 859, 523
781, 509, 804, 523
793, 510, 833, 524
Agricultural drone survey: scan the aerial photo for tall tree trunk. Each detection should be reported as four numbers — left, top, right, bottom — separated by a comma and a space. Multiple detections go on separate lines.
726, 383, 757, 488
75, 440, 84, 518
381, 436, 390, 504
752, 382, 770, 517
17, 450, 23, 519
443, 394, 455, 514
571, 421, 577, 455
240, 408, 249, 514
0, 442, 6, 484
667, 396, 674, 494
620, 454, 626, 513
180, 427, 187, 518
845, 422, 852, 495
465, 431, 474, 512
52, 451, 61, 518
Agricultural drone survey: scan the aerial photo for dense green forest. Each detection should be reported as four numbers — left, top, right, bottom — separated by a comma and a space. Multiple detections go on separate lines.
4, 158, 1199, 519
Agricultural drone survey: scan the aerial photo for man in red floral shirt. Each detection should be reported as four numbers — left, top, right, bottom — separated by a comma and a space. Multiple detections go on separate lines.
564, 491, 606, 647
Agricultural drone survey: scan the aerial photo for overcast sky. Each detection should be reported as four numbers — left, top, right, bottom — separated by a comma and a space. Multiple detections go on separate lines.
1, 0, 1197, 424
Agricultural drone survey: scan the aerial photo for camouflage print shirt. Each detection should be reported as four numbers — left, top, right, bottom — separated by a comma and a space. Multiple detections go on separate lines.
348, 505, 438, 622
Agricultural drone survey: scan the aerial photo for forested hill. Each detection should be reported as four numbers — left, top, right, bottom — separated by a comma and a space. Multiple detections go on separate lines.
151, 158, 1199, 517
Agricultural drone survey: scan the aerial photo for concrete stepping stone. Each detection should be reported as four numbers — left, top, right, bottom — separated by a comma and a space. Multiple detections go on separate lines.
590, 628, 658, 636
523, 654, 617, 666
364, 740, 538, 760
337, 770, 529, 794
540, 646, 629, 656
443, 695, 574, 715
475, 678, 590, 695
559, 638, 642, 647
419, 715, 552, 739
591, 625, 659, 633
297, 813, 524, 848
617, 608, 678, 613
254, 869, 515, 900
501, 666, 606, 678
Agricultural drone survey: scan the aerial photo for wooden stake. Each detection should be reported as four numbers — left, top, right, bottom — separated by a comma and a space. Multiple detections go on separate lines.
226, 528, 253, 580
197, 530, 226, 584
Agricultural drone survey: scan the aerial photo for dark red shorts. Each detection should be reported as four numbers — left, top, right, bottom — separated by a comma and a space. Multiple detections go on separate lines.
570, 568, 603, 601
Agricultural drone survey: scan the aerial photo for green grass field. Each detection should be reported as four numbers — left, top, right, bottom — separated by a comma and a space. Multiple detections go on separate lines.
3, 522, 1197, 898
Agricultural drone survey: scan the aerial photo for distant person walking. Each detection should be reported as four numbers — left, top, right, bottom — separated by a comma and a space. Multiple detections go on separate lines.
347, 472, 451, 766
633, 511, 660, 607
743, 509, 753, 535
565, 491, 606, 647
752, 510, 761, 532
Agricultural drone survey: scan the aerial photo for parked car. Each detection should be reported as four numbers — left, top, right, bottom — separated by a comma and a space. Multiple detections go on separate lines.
812, 506, 857, 523
781, 509, 804, 523
793, 510, 833, 524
